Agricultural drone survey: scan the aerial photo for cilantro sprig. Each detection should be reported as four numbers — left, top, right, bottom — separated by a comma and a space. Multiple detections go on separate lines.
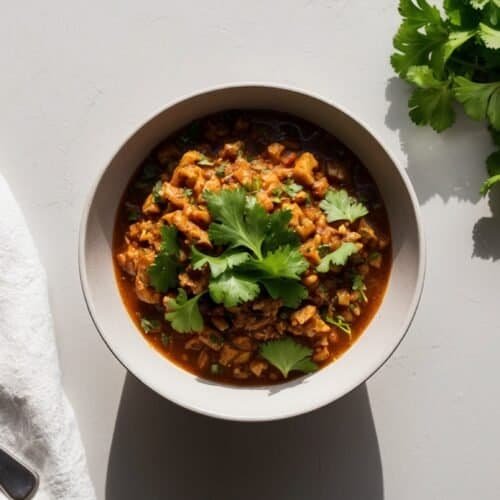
164, 289, 205, 333
195, 189, 309, 308
148, 226, 181, 292
391, 0, 500, 194
319, 189, 368, 223
317, 242, 360, 273
259, 337, 318, 378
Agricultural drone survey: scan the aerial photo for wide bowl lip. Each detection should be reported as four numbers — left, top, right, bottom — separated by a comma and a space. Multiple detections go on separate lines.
78, 81, 426, 422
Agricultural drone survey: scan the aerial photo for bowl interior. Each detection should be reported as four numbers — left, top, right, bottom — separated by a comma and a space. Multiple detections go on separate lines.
80, 85, 424, 421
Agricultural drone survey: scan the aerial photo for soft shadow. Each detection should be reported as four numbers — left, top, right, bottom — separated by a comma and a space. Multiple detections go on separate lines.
106, 374, 383, 500
385, 77, 489, 205
473, 190, 500, 261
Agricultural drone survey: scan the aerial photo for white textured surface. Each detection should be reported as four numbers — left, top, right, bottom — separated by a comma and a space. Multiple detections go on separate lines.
1, 1, 499, 499
0, 174, 95, 499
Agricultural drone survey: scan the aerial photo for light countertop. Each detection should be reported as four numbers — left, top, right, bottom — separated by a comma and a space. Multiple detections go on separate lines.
1, 1, 499, 499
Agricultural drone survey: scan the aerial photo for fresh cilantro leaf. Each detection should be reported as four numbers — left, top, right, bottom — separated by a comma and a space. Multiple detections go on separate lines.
454, 77, 500, 129
205, 189, 268, 259
317, 242, 360, 273
391, 0, 448, 77
444, 0, 481, 27
208, 272, 260, 308
480, 150, 500, 194
152, 180, 163, 203
140, 317, 160, 334
283, 180, 303, 198
406, 66, 456, 131
471, 0, 500, 12
325, 315, 352, 336
263, 210, 300, 252
319, 189, 369, 223
159, 225, 180, 255
260, 279, 308, 308
191, 247, 249, 278
352, 274, 368, 302
148, 226, 180, 292
164, 289, 204, 333
198, 154, 214, 167
242, 246, 309, 281
397, 0, 443, 29
259, 337, 317, 378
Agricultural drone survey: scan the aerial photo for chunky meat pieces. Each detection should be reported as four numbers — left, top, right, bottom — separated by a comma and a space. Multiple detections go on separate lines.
114, 112, 391, 385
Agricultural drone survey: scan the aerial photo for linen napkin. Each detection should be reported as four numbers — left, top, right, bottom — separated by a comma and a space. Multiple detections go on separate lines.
0, 173, 95, 499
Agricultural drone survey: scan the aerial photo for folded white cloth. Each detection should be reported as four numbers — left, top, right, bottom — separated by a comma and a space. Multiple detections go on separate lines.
0, 173, 95, 499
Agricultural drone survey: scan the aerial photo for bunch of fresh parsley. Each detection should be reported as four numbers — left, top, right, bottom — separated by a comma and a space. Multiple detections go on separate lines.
391, 0, 500, 194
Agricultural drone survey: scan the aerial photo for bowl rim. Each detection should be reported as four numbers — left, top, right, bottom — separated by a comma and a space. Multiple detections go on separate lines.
78, 82, 426, 421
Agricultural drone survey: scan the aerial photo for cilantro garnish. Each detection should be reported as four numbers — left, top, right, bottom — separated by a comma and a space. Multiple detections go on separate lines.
191, 248, 250, 278
260, 279, 309, 308
148, 226, 180, 292
325, 315, 352, 336
317, 242, 360, 273
164, 289, 204, 333
198, 189, 309, 308
352, 274, 368, 302
259, 337, 318, 378
198, 154, 214, 167
152, 180, 163, 204
204, 188, 268, 259
140, 317, 160, 334
391, 0, 500, 195
283, 180, 303, 198
242, 246, 309, 281
208, 272, 260, 308
319, 189, 368, 223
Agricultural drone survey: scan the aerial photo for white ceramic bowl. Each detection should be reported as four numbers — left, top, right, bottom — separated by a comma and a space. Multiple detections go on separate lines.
79, 84, 425, 421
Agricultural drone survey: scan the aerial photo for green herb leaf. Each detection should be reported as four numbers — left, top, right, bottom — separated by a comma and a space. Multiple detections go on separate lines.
191, 247, 250, 278
317, 242, 360, 273
283, 180, 303, 198
259, 337, 317, 378
209, 271, 261, 308
352, 274, 368, 302
152, 180, 163, 204
140, 317, 160, 334
319, 189, 368, 223
391, 1, 447, 77
478, 22, 500, 49
263, 209, 300, 252
205, 189, 268, 258
454, 77, 500, 130
164, 289, 204, 333
148, 226, 180, 292
242, 246, 309, 281
260, 279, 309, 308
198, 154, 215, 167
407, 66, 456, 131
480, 150, 500, 194
325, 315, 352, 336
